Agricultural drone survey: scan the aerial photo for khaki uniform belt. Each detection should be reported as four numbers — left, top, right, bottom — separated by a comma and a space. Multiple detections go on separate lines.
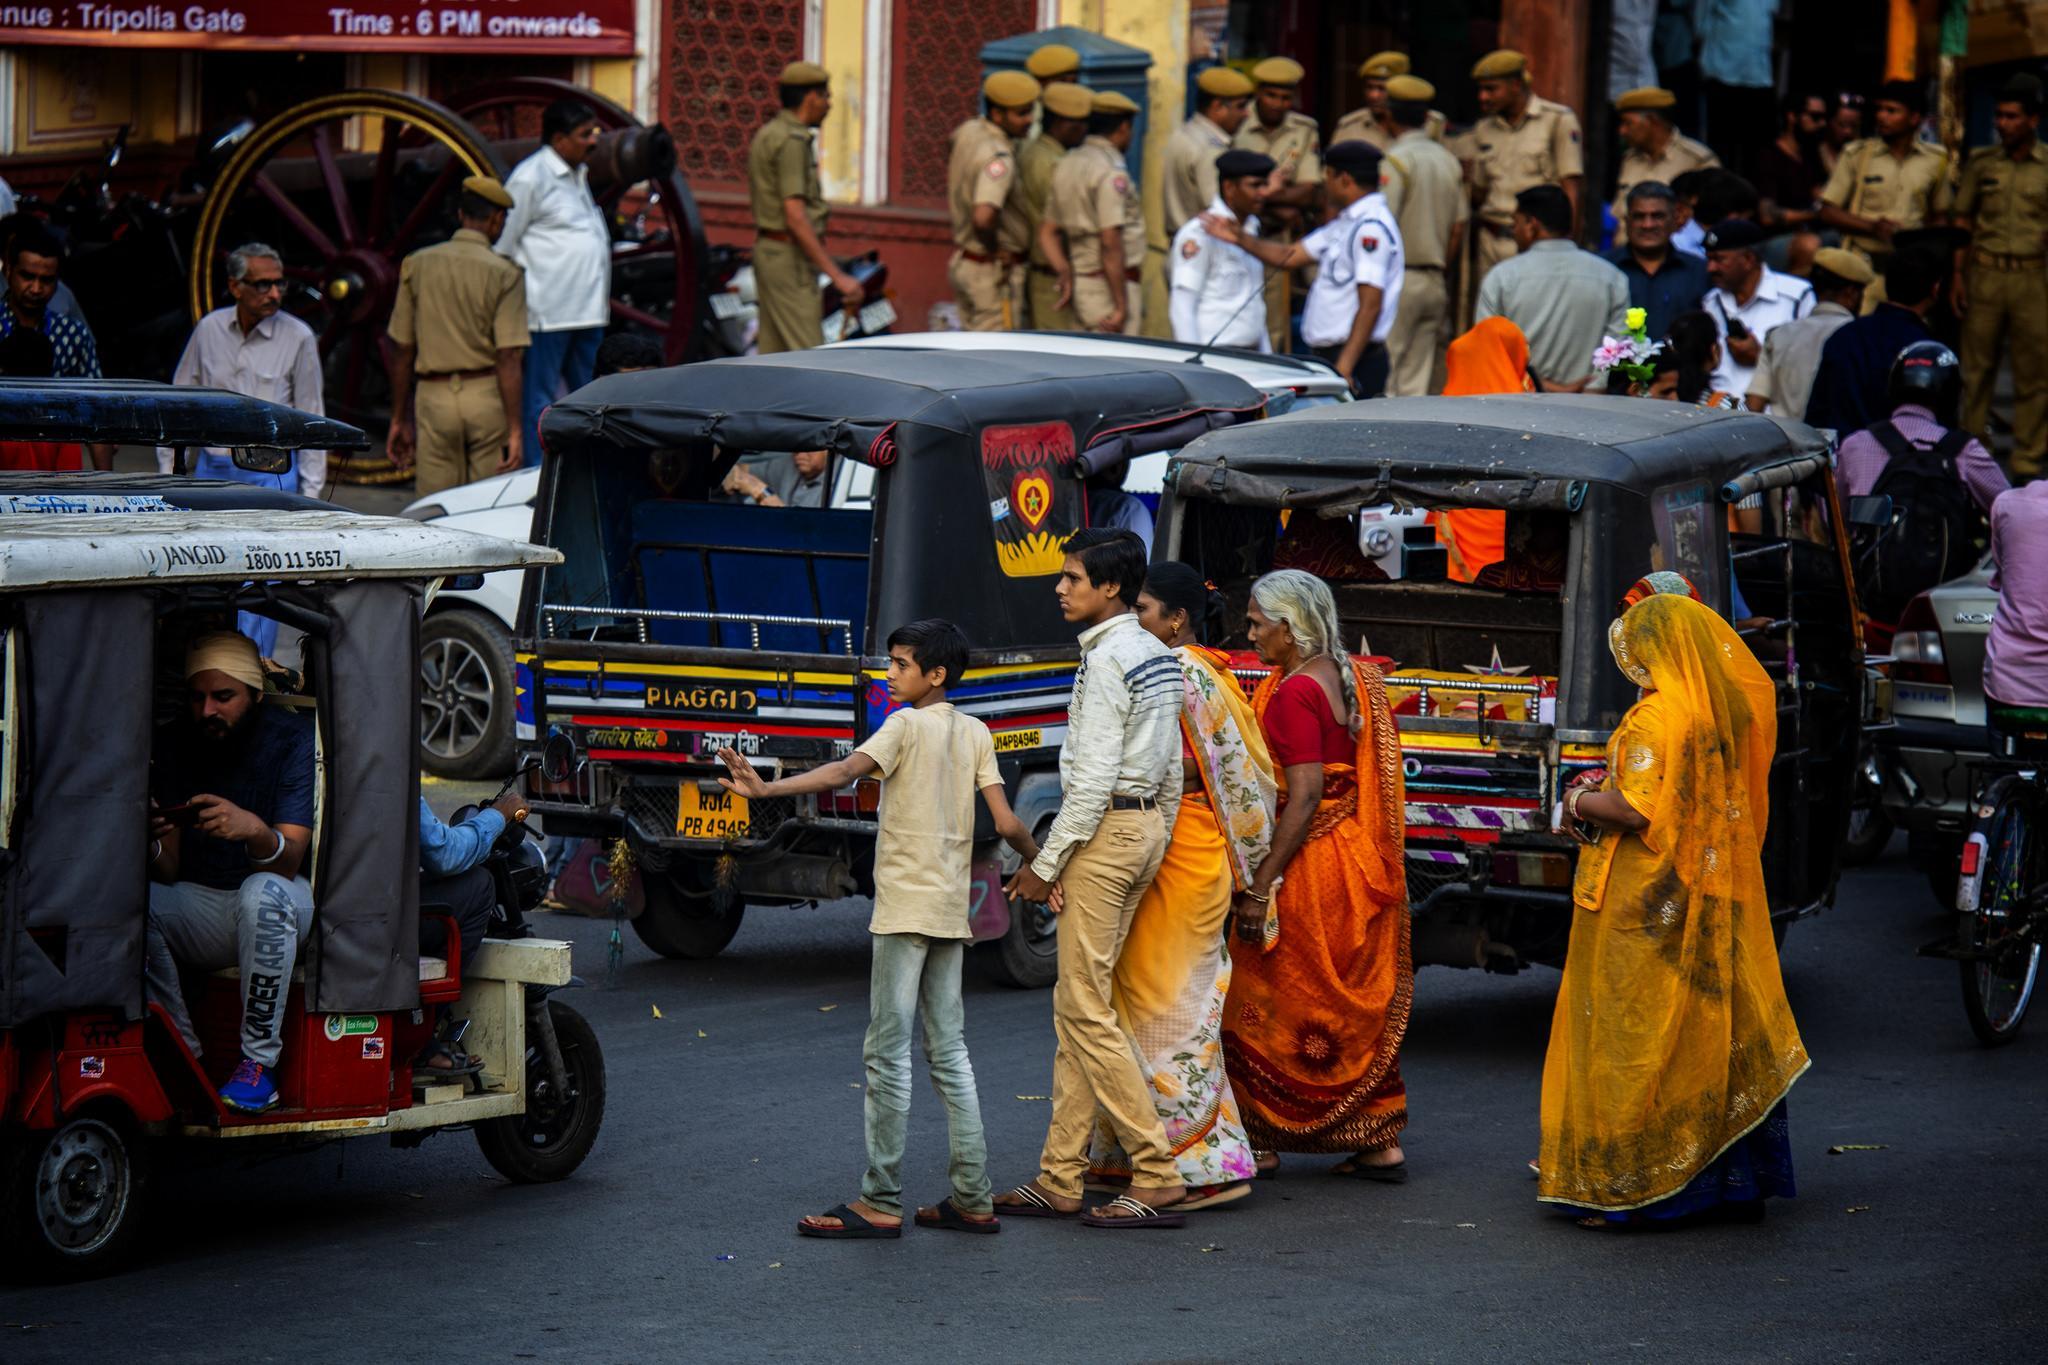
1973, 248, 2045, 270
418, 368, 495, 382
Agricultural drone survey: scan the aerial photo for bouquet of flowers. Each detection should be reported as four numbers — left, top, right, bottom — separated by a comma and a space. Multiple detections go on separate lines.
1591, 307, 1656, 390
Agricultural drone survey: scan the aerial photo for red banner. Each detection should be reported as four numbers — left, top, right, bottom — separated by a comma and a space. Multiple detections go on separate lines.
0, 1, 634, 54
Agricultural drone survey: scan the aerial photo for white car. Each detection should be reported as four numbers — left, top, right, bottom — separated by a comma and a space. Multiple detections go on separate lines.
401, 332, 1407, 778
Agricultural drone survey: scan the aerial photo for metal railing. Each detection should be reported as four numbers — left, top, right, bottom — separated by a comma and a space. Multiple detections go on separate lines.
541, 602, 856, 655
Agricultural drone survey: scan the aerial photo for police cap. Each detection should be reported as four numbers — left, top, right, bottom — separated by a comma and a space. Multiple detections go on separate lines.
779, 60, 829, 87
1196, 66, 1255, 99
1385, 75, 1435, 103
462, 176, 513, 210
1324, 139, 1383, 182
1471, 50, 1527, 81
1091, 90, 1141, 116
1216, 149, 1277, 180
1359, 51, 1410, 79
1251, 57, 1305, 87
1042, 83, 1095, 121
1615, 86, 1677, 112
984, 70, 1043, 108
1810, 247, 1875, 286
1702, 217, 1766, 252
1026, 43, 1081, 80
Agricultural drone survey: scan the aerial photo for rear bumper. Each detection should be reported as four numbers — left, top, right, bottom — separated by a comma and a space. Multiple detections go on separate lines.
1880, 717, 1987, 836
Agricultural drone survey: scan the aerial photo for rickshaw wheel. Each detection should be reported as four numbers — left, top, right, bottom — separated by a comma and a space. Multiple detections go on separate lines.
477, 998, 606, 1183
984, 809, 1060, 989
632, 862, 746, 960
2, 1113, 149, 1277
188, 89, 506, 450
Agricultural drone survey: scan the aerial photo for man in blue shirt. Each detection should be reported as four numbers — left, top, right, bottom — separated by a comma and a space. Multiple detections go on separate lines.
415, 789, 526, 1078
1803, 246, 1940, 437
1607, 181, 1711, 341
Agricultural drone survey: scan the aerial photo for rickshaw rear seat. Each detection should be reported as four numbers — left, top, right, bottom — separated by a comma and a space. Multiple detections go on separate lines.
629, 502, 868, 653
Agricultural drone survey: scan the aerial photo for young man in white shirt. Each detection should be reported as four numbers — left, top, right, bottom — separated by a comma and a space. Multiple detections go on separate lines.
1168, 148, 1275, 351
1701, 216, 1814, 399
1203, 139, 1403, 394
498, 98, 610, 467
998, 529, 1188, 1229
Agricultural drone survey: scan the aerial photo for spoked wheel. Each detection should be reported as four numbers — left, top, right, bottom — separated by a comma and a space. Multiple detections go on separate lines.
1959, 782, 2047, 1046
188, 90, 506, 462
3, 1115, 149, 1277
477, 998, 606, 1182
447, 78, 710, 365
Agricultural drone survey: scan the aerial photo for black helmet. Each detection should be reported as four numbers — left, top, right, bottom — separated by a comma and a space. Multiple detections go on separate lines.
1885, 340, 1962, 424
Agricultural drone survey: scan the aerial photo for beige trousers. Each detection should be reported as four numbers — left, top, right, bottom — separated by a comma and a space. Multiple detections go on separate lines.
950, 254, 1023, 331
1028, 267, 1077, 331
753, 237, 823, 354
1039, 807, 1178, 1198
413, 374, 507, 496
1387, 268, 1448, 397
1073, 275, 1140, 335
1138, 246, 1172, 338
1961, 258, 2048, 473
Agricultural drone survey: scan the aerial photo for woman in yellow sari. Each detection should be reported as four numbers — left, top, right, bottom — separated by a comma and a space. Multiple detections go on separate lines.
1221, 569, 1413, 1180
1542, 592, 1809, 1225
1088, 563, 1272, 1209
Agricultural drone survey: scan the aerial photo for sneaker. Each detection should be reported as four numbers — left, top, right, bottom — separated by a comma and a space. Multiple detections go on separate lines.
220, 1057, 280, 1113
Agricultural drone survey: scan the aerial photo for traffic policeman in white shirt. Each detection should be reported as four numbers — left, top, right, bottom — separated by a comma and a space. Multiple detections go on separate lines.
1169, 149, 1276, 351
1700, 216, 1814, 399
497, 97, 610, 468
1202, 140, 1403, 394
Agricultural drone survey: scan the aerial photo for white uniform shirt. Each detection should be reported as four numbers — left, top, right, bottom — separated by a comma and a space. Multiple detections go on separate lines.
1169, 196, 1270, 351
1298, 192, 1404, 348
1705, 266, 1815, 398
497, 146, 612, 332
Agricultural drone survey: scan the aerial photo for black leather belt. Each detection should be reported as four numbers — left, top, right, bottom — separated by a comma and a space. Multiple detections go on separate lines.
1109, 795, 1158, 811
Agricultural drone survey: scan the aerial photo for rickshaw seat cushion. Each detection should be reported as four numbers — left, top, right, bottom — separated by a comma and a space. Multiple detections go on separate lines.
630, 502, 868, 653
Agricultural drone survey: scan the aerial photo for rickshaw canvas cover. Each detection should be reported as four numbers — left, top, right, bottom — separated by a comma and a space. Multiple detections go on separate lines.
982, 422, 1080, 579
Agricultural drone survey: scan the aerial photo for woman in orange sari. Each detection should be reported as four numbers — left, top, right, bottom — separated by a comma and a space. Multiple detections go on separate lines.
1431, 317, 1532, 582
1542, 592, 1809, 1225
1221, 569, 1412, 1179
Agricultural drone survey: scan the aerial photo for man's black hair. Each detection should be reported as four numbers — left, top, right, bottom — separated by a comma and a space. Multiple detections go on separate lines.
0, 326, 54, 377
1883, 246, 1941, 307
542, 98, 599, 142
886, 618, 970, 688
1514, 184, 1573, 237
1387, 97, 1430, 129
595, 333, 664, 377
1669, 168, 1711, 201
458, 190, 501, 221
780, 81, 824, 110
1087, 110, 1135, 138
1876, 79, 1926, 114
1693, 169, 1760, 227
1061, 527, 1147, 605
1626, 179, 1677, 210
1780, 89, 1821, 122
7, 223, 62, 268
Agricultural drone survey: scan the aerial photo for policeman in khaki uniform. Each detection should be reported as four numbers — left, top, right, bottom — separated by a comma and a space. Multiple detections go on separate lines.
1820, 79, 1951, 276
747, 61, 861, 354
1469, 50, 1585, 286
1610, 87, 1719, 249
1944, 74, 2048, 476
1026, 42, 1081, 85
1043, 90, 1145, 334
1334, 51, 1447, 151
946, 70, 1042, 331
1148, 66, 1255, 338
1020, 82, 1094, 330
1379, 76, 1467, 396
1235, 57, 1321, 352
386, 176, 529, 495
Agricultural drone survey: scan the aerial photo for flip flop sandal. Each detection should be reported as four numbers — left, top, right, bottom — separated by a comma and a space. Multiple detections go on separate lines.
1081, 1195, 1187, 1230
1254, 1152, 1281, 1180
1527, 1159, 1541, 1180
1179, 1181, 1253, 1212
797, 1202, 903, 1239
993, 1184, 1078, 1220
1333, 1158, 1408, 1183
914, 1198, 1001, 1235
412, 1042, 482, 1083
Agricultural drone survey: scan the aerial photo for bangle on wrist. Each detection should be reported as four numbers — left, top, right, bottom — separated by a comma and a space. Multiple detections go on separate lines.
150, 838, 162, 861
250, 828, 287, 867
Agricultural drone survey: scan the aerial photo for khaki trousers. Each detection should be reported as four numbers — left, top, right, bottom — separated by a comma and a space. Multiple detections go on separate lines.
1028, 267, 1076, 331
753, 237, 823, 354
1473, 224, 1518, 291
950, 253, 1023, 331
1961, 258, 2048, 473
1387, 268, 1448, 397
1073, 275, 1140, 335
1138, 246, 1172, 338
414, 373, 508, 496
1039, 807, 1177, 1198
1261, 260, 1294, 354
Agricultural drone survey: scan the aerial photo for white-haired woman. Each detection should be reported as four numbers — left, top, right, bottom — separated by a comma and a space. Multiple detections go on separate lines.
1220, 569, 1414, 1180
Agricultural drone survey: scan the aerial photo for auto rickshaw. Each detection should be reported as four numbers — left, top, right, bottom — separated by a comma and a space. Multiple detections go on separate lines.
520, 348, 1267, 986
1159, 394, 1870, 971
0, 382, 596, 1278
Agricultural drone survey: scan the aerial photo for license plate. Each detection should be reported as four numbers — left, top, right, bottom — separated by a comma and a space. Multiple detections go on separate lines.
709, 290, 748, 320
857, 298, 896, 333
676, 781, 749, 840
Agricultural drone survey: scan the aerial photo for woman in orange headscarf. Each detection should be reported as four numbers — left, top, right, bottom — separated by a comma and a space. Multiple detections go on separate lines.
1541, 593, 1809, 1226
1431, 318, 1532, 581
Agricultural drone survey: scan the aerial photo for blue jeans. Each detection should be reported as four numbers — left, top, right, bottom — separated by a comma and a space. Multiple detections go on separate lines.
522, 327, 603, 467
860, 933, 992, 1217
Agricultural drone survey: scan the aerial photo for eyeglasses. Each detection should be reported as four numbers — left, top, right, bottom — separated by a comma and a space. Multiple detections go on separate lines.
239, 278, 285, 293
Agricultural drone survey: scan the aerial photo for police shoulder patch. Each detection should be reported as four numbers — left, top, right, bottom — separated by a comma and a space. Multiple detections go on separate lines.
1359, 234, 1379, 251
1112, 174, 1130, 194
986, 158, 1008, 179
1181, 238, 1201, 258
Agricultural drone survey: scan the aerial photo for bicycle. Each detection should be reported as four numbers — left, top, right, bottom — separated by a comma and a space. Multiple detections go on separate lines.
1941, 705, 2048, 1045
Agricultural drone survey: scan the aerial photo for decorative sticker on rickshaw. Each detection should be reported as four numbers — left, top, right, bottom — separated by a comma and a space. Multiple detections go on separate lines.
981, 421, 1080, 578
1650, 482, 1715, 590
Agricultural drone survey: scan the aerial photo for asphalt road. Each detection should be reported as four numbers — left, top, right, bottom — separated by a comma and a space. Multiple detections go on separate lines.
5, 818, 2045, 1363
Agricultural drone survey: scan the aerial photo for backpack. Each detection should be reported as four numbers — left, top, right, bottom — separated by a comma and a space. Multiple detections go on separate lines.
1857, 421, 1985, 622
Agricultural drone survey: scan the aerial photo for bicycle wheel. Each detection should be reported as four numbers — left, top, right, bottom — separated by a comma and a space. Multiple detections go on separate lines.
1957, 778, 2046, 1046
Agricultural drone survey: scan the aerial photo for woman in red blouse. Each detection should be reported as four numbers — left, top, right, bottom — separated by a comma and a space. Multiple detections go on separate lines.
1220, 569, 1414, 1179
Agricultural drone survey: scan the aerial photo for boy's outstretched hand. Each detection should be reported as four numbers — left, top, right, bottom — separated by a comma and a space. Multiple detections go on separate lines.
1005, 863, 1055, 907
716, 747, 770, 798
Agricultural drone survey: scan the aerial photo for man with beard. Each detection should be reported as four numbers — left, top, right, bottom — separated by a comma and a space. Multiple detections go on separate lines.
145, 632, 317, 1113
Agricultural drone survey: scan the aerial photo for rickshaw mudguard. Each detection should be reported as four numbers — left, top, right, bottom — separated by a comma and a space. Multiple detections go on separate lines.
5, 1012, 174, 1130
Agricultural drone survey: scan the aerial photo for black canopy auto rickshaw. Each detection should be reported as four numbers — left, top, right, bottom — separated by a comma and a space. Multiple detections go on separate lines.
1159, 394, 1868, 971
0, 382, 597, 1278
521, 349, 1266, 985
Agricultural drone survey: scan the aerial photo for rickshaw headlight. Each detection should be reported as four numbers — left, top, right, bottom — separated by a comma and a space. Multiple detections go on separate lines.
541, 731, 579, 784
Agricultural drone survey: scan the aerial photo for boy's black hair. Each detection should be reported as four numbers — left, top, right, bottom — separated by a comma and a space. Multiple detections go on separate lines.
886, 618, 970, 688
1062, 527, 1147, 605
595, 333, 664, 377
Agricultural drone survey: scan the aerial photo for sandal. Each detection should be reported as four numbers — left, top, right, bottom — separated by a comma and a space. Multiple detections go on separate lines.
1179, 1181, 1252, 1212
412, 1041, 481, 1082
1081, 1194, 1187, 1230
797, 1202, 902, 1239
1332, 1154, 1408, 1183
914, 1198, 1001, 1235
992, 1183, 1078, 1220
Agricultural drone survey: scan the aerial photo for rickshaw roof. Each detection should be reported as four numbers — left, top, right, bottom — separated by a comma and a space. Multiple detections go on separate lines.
1171, 395, 1829, 502
0, 509, 559, 591
0, 378, 371, 450
540, 348, 1266, 458
0, 470, 330, 513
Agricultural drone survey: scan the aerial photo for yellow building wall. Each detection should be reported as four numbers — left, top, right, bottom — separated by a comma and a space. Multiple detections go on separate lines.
1059, 0, 1190, 249
816, 0, 867, 203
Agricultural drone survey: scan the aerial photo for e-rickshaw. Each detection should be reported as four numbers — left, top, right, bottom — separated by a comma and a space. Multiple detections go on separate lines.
1160, 394, 1870, 972
520, 349, 1266, 986
0, 382, 597, 1278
